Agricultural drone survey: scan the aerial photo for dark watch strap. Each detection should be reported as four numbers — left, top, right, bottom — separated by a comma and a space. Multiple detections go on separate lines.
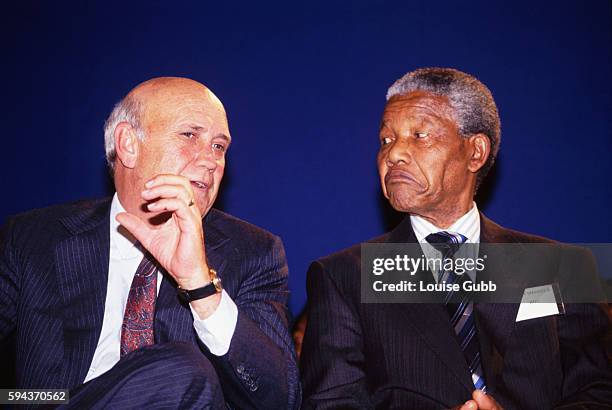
177, 282, 218, 303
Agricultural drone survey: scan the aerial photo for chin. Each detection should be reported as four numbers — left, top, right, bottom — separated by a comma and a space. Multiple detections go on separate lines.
197, 201, 212, 216
387, 191, 420, 214
197, 195, 216, 217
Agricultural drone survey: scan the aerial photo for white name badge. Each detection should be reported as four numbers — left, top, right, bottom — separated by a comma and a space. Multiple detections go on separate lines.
516, 284, 564, 322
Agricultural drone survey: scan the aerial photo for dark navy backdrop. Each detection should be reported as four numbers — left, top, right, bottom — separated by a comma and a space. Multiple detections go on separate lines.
2, 0, 610, 315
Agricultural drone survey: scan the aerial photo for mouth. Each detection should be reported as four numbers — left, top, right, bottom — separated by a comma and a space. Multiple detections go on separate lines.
384, 169, 421, 187
190, 180, 210, 190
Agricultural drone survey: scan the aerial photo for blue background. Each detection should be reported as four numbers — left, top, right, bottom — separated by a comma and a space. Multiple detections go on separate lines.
2, 0, 610, 316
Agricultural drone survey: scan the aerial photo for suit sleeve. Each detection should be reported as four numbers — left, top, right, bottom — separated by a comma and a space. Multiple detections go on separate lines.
554, 247, 612, 408
553, 303, 612, 408
205, 235, 300, 410
300, 260, 373, 409
0, 218, 19, 343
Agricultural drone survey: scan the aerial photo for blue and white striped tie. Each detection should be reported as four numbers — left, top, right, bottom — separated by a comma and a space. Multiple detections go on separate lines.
426, 231, 486, 391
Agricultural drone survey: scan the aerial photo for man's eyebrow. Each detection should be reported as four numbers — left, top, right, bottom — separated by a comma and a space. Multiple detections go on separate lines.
183, 125, 231, 143
215, 133, 232, 143
379, 120, 392, 131
186, 125, 206, 131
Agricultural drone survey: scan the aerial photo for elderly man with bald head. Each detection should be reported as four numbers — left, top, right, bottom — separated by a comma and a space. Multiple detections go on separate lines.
0, 78, 299, 409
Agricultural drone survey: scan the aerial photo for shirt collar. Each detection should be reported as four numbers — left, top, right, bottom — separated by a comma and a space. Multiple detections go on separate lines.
410, 201, 481, 244
109, 193, 143, 260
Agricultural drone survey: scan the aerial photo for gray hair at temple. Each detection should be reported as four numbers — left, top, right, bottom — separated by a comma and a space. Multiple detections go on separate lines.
386, 67, 501, 189
103, 94, 146, 172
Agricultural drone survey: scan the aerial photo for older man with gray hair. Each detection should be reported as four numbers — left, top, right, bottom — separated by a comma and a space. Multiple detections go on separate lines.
300, 67, 611, 409
0, 77, 300, 409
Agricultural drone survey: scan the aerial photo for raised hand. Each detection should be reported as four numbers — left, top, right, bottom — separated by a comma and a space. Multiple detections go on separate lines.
116, 174, 211, 291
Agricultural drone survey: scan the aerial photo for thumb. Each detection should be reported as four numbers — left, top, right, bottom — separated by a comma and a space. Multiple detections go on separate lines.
473, 390, 500, 410
116, 212, 152, 248
459, 400, 478, 410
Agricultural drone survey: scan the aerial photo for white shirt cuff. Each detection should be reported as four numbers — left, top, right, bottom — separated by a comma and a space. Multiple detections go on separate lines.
190, 289, 238, 356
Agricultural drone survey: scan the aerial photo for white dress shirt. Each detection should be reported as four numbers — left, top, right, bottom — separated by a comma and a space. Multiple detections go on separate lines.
84, 194, 238, 383
410, 202, 481, 282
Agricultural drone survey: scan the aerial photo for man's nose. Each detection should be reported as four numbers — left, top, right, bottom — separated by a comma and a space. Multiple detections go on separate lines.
193, 144, 218, 172
386, 137, 412, 166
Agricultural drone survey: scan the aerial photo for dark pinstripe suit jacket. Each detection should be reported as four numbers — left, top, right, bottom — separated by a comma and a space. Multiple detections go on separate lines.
301, 214, 612, 409
0, 198, 300, 409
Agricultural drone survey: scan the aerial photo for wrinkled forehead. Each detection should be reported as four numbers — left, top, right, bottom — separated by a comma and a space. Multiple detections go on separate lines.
381, 91, 457, 127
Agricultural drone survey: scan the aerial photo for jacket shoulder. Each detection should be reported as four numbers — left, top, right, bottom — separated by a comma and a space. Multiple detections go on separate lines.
314, 232, 390, 271
481, 214, 558, 244
2, 198, 109, 242
1, 199, 110, 275
205, 208, 280, 246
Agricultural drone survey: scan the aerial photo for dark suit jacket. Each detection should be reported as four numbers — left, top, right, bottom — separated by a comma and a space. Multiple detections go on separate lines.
0, 198, 300, 409
301, 214, 611, 409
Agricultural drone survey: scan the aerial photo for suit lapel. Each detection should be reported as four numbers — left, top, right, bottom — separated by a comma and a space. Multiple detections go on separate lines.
399, 302, 475, 392
476, 214, 524, 394
203, 219, 230, 281
154, 212, 230, 343
155, 275, 195, 343
55, 200, 111, 387
387, 216, 475, 393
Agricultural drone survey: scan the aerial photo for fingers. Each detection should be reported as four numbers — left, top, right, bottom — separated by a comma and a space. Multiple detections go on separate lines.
458, 400, 478, 410
142, 174, 199, 214
454, 391, 502, 410
145, 174, 193, 194
116, 212, 153, 248
472, 390, 502, 410
142, 183, 193, 207
139, 173, 205, 237
146, 198, 200, 233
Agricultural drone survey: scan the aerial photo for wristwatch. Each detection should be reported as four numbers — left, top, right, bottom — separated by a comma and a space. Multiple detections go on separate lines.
177, 268, 222, 303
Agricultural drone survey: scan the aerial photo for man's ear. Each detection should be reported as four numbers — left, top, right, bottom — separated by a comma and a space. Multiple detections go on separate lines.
114, 122, 139, 169
467, 133, 490, 174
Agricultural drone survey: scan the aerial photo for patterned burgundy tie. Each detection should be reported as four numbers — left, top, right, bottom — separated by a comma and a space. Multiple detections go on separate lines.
120, 253, 158, 357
